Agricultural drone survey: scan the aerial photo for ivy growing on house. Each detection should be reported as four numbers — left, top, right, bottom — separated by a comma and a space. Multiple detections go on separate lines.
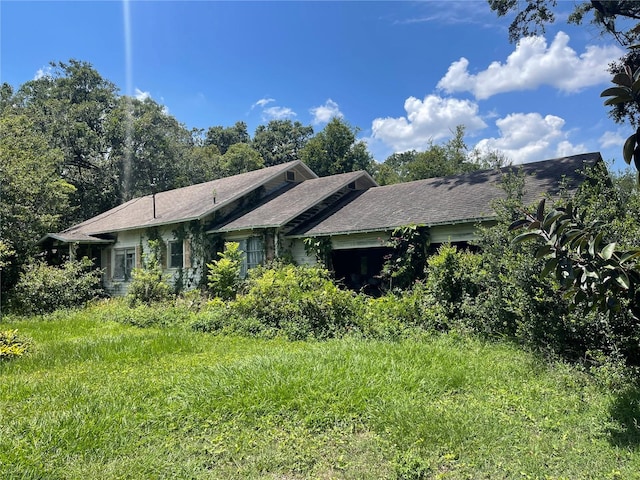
380, 224, 431, 291
303, 236, 333, 268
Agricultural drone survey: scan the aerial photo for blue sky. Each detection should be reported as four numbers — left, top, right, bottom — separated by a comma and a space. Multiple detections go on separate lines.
0, 1, 631, 169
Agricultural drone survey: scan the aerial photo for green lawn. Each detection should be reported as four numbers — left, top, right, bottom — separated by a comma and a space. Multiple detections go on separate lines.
2, 312, 640, 479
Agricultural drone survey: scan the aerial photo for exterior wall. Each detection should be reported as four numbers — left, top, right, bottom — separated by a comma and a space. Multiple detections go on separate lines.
102, 225, 202, 296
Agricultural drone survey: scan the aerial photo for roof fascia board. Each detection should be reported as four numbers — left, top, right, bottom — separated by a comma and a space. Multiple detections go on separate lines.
286, 216, 496, 239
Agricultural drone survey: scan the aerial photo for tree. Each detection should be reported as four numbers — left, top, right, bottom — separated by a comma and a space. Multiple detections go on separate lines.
205, 121, 250, 155
0, 114, 75, 294
373, 126, 486, 185
488, 1, 640, 46
221, 143, 264, 176
299, 117, 373, 176
13, 60, 119, 224
106, 96, 194, 201
252, 119, 314, 166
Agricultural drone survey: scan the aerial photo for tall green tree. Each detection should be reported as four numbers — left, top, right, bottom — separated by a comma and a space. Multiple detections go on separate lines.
252, 120, 314, 166
221, 143, 264, 176
373, 126, 486, 185
106, 96, 194, 201
0, 114, 74, 293
299, 118, 373, 176
205, 121, 250, 155
13, 60, 119, 224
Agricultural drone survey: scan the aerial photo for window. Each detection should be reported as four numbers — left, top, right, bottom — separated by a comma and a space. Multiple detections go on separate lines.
169, 240, 183, 269
239, 236, 265, 277
114, 247, 136, 280
286, 170, 295, 182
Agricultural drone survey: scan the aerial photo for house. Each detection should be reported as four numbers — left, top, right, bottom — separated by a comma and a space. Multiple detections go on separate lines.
40, 152, 602, 295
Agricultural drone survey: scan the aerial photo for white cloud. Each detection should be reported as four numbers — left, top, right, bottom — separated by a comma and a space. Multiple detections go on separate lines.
252, 97, 275, 109
473, 112, 586, 163
34, 66, 53, 80
437, 32, 623, 100
263, 106, 296, 120
599, 130, 624, 149
135, 88, 151, 101
310, 99, 343, 125
371, 94, 487, 152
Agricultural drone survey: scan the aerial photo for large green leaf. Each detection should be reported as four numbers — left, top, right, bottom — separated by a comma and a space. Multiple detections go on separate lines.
508, 218, 531, 231
612, 72, 632, 87
623, 133, 637, 165
600, 86, 632, 97
512, 231, 543, 244
600, 242, 617, 260
604, 96, 633, 106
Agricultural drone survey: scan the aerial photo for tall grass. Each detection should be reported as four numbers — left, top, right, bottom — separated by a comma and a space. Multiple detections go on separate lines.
2, 311, 640, 478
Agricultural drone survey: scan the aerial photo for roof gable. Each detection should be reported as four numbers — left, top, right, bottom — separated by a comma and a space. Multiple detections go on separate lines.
59, 161, 316, 236
212, 170, 378, 232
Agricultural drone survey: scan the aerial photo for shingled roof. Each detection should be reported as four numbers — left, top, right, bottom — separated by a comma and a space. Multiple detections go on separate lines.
212, 170, 378, 232
290, 152, 601, 237
49, 161, 316, 241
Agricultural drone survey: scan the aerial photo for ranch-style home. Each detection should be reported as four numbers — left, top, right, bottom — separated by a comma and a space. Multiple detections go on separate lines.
40, 152, 602, 295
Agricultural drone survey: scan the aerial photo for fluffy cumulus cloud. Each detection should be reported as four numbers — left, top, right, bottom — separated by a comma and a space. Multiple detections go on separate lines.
371, 94, 487, 152
310, 99, 343, 124
474, 112, 586, 163
437, 32, 623, 100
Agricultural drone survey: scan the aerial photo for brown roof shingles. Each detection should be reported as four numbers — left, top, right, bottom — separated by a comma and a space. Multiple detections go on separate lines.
61, 161, 312, 236
291, 152, 601, 237
213, 171, 376, 232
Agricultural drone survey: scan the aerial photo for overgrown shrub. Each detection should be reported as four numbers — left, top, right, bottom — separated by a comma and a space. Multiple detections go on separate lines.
207, 241, 243, 300
229, 263, 358, 340
90, 298, 195, 328
128, 240, 172, 306
424, 244, 483, 320
353, 286, 447, 340
0, 329, 32, 360
11, 258, 102, 314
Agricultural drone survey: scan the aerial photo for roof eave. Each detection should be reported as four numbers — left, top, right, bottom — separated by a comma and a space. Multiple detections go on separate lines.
286, 215, 496, 239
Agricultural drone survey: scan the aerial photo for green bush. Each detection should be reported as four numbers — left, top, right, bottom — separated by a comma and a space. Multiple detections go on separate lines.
11, 258, 103, 314
128, 240, 173, 306
0, 329, 32, 360
353, 287, 447, 340
230, 263, 358, 340
207, 242, 243, 300
424, 244, 483, 320
89, 298, 195, 328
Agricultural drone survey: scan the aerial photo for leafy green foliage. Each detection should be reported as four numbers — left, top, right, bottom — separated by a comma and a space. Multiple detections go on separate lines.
11, 258, 103, 314
380, 224, 430, 290
230, 263, 358, 340
302, 236, 333, 267
207, 242, 244, 301
128, 240, 173, 306
0, 114, 74, 293
0, 329, 31, 360
300, 117, 373, 176
510, 198, 640, 315
424, 244, 483, 320
252, 119, 314, 166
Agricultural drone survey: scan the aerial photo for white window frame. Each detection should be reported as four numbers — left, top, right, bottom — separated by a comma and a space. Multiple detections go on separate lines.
113, 247, 136, 281
239, 236, 265, 277
168, 240, 183, 269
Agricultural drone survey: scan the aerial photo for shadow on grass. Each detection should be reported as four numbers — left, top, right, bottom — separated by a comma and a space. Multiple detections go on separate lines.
608, 384, 640, 448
